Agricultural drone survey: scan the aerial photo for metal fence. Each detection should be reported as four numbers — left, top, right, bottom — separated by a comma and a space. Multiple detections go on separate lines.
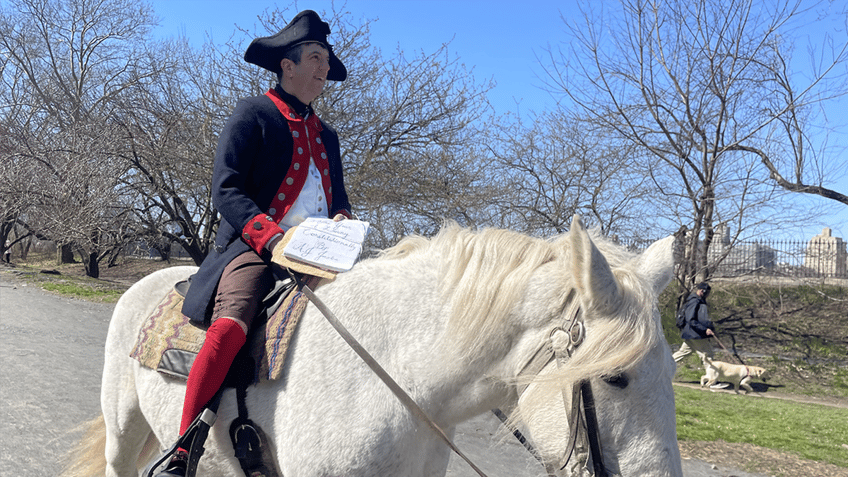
709, 239, 847, 279
616, 237, 848, 279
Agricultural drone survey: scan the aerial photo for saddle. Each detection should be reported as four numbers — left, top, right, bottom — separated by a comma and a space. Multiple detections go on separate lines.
131, 224, 337, 382
129, 275, 310, 383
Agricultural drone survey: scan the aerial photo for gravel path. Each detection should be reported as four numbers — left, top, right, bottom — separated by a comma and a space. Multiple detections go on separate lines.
0, 270, 770, 476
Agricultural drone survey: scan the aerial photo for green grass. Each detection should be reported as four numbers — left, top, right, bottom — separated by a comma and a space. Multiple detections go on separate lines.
39, 281, 124, 301
674, 362, 705, 383
675, 386, 848, 468
5, 258, 129, 302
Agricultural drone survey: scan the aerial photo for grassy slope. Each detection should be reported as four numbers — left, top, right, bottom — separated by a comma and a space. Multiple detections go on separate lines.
675, 386, 848, 468
661, 281, 848, 399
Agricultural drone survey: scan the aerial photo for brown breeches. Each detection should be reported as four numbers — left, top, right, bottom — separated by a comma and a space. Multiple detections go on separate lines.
210, 250, 275, 330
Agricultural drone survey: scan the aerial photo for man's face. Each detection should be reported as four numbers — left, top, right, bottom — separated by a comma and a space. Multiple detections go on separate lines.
281, 43, 331, 104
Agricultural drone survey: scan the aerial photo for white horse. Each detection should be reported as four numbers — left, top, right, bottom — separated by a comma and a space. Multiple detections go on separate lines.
64, 216, 682, 476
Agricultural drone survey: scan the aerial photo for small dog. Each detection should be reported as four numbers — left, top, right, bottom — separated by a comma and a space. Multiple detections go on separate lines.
700, 357, 768, 394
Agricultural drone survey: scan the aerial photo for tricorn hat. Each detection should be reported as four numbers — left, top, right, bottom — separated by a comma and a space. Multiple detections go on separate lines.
244, 10, 347, 81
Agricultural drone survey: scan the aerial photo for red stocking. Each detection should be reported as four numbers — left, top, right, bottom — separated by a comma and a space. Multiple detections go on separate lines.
179, 318, 246, 435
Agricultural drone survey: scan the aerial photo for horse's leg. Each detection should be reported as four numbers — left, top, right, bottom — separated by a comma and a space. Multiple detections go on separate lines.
99, 267, 198, 475
101, 369, 156, 476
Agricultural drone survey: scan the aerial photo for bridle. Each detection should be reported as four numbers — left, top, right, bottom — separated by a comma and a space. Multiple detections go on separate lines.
512, 290, 610, 476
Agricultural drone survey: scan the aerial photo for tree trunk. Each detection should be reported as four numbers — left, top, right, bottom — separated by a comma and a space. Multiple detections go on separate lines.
21, 237, 31, 260
57, 243, 75, 264
83, 251, 100, 278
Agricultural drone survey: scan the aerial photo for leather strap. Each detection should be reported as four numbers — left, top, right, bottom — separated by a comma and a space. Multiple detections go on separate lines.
505, 295, 609, 476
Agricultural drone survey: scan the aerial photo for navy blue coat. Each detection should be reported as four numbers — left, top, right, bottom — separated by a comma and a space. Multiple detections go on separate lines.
181, 87, 350, 323
679, 293, 714, 340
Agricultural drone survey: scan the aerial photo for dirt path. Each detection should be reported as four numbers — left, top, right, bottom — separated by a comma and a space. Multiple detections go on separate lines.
673, 382, 848, 409
0, 277, 112, 476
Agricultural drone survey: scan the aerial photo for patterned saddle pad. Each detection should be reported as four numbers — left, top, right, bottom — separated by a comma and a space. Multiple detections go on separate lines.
129, 278, 317, 383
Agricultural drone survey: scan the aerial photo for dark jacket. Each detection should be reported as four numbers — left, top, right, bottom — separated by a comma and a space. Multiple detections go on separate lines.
181, 86, 350, 323
679, 293, 714, 340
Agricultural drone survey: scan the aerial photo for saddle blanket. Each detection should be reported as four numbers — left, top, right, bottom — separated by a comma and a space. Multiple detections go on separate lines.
129, 282, 312, 383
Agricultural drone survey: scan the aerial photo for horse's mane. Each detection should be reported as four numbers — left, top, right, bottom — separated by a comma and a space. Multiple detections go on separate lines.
379, 223, 662, 386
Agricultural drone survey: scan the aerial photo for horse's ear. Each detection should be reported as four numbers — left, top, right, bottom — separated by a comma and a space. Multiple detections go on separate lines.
630, 235, 677, 296
569, 215, 621, 312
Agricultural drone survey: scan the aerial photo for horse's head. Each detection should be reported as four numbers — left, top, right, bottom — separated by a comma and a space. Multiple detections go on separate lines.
417, 216, 681, 475
507, 216, 682, 476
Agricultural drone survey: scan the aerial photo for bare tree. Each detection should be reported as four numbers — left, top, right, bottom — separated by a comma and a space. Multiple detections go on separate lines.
0, 0, 176, 276
0, 129, 30, 258
489, 109, 654, 238
113, 37, 221, 265
18, 120, 135, 277
0, 9, 38, 260
542, 0, 848, 292
331, 41, 498, 245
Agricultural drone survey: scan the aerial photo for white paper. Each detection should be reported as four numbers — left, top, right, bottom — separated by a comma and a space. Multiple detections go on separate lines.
282, 217, 370, 272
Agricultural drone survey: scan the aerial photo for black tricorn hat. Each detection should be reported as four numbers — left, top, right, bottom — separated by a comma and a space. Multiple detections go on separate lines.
244, 10, 347, 81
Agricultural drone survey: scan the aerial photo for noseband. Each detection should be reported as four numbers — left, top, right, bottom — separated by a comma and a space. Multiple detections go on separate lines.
514, 294, 610, 477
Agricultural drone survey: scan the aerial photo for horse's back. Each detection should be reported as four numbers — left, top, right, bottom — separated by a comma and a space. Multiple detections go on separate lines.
105, 266, 197, 354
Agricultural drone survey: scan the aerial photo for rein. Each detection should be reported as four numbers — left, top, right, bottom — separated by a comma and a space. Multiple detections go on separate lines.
288, 271, 491, 477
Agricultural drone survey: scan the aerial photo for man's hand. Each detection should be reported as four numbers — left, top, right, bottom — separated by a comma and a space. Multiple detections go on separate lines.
706, 329, 715, 337
332, 213, 346, 222
268, 234, 284, 255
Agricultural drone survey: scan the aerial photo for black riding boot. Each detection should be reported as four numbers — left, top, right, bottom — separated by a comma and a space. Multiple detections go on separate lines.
146, 406, 218, 477
154, 449, 188, 477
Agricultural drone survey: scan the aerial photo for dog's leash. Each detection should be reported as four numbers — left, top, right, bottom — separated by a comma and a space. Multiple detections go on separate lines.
711, 334, 745, 365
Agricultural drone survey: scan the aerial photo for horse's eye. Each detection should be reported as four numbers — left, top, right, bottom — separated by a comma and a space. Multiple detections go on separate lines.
604, 374, 628, 389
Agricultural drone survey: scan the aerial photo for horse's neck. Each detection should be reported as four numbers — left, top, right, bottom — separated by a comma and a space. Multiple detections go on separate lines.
302, 266, 510, 426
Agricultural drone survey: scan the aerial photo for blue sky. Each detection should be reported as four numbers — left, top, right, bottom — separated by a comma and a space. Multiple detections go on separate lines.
150, 0, 847, 240
150, 0, 573, 114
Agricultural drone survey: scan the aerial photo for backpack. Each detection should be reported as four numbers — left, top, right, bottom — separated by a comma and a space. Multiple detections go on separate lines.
675, 299, 701, 329
675, 307, 687, 329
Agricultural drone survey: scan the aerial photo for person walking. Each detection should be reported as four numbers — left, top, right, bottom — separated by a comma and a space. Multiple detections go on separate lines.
672, 282, 727, 389
156, 10, 352, 477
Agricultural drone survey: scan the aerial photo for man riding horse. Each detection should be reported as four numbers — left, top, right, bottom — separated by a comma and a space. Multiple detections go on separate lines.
158, 10, 351, 476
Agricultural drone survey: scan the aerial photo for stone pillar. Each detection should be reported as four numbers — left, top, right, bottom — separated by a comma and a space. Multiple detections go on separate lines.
805, 228, 847, 277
